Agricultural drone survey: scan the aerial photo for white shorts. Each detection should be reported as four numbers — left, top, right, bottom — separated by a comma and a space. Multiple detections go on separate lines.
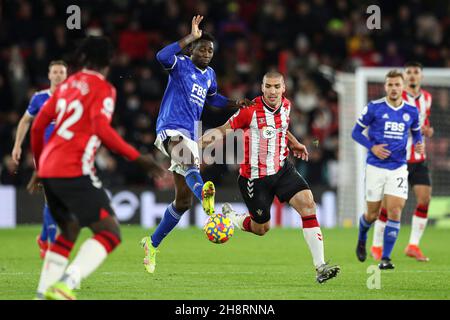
154, 129, 200, 177
364, 164, 409, 202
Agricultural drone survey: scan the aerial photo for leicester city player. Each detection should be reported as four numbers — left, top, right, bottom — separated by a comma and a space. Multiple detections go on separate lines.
140, 15, 252, 273
12, 60, 67, 259
352, 70, 424, 269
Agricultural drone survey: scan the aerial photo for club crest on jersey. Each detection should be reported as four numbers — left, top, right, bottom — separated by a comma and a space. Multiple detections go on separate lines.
403, 113, 410, 122
262, 126, 276, 139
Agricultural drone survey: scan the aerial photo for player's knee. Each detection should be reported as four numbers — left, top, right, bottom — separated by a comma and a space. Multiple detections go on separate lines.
367, 207, 380, 219
300, 198, 316, 216
254, 229, 266, 236
387, 206, 403, 217
60, 221, 81, 242
253, 224, 267, 236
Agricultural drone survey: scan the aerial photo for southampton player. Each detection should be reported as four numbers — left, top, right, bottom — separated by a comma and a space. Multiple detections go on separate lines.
352, 70, 424, 269
30, 37, 162, 300
11, 60, 67, 259
140, 15, 252, 273
371, 62, 433, 262
200, 72, 340, 283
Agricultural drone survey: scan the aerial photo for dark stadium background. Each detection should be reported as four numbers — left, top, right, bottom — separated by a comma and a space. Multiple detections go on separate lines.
0, 0, 449, 226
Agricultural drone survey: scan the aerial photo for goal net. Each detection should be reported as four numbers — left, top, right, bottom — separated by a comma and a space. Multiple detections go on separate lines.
336, 67, 450, 227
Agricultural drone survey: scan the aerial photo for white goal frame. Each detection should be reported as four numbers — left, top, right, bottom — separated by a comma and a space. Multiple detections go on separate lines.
336, 67, 450, 227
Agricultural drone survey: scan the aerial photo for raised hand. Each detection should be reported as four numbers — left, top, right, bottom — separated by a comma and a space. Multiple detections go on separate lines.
191, 15, 204, 40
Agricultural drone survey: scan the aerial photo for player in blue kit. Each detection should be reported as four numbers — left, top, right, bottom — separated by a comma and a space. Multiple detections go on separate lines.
140, 15, 252, 273
351, 70, 424, 269
12, 60, 67, 259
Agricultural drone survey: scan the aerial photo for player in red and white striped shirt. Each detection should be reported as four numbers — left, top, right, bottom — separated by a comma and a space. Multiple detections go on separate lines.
30, 37, 163, 300
200, 72, 340, 283
371, 62, 434, 262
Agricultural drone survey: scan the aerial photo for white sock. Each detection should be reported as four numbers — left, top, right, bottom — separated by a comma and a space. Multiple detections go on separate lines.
372, 220, 386, 247
36, 251, 69, 296
229, 212, 249, 231
303, 227, 325, 268
409, 215, 428, 246
61, 239, 108, 290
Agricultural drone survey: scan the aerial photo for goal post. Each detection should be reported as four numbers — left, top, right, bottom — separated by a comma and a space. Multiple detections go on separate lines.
336, 67, 450, 227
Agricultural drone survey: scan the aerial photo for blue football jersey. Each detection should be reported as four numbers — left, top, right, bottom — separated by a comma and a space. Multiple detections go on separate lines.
357, 97, 421, 170
156, 54, 218, 140
27, 89, 55, 144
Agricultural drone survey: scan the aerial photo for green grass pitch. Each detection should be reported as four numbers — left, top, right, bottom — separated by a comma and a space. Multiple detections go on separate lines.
0, 225, 449, 300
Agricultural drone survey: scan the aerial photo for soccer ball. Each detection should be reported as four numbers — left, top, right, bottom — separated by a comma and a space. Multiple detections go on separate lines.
203, 214, 234, 244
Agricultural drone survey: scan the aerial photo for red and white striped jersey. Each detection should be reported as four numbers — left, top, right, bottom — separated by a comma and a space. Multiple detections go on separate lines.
228, 96, 291, 179
31, 70, 140, 179
402, 89, 432, 163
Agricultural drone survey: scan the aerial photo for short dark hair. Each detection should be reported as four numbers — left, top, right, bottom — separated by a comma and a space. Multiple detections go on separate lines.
192, 32, 215, 47
404, 61, 423, 69
385, 69, 404, 80
49, 60, 67, 70
263, 71, 284, 81
74, 36, 113, 70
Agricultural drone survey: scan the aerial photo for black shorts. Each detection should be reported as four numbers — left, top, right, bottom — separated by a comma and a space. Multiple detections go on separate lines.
408, 161, 431, 186
42, 176, 115, 228
237, 161, 310, 224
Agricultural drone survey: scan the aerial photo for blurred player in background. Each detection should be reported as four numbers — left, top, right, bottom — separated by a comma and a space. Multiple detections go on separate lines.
371, 62, 433, 262
30, 36, 163, 300
11, 60, 67, 259
352, 70, 424, 269
140, 15, 252, 274
200, 72, 340, 283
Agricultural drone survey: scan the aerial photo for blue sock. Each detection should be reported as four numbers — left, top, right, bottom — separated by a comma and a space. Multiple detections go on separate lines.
39, 206, 48, 241
382, 219, 400, 260
358, 215, 372, 242
44, 205, 57, 243
185, 166, 204, 202
151, 203, 186, 248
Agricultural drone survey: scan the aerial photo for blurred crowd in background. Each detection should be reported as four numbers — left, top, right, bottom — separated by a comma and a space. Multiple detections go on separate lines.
1, 0, 449, 190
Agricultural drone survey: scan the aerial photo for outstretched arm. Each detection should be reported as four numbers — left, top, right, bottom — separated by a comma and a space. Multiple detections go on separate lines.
206, 95, 254, 109
199, 122, 232, 149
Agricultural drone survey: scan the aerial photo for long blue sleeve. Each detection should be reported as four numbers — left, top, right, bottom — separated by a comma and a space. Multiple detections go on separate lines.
156, 42, 182, 69
205, 93, 228, 108
410, 111, 423, 145
411, 128, 423, 145
352, 123, 374, 150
